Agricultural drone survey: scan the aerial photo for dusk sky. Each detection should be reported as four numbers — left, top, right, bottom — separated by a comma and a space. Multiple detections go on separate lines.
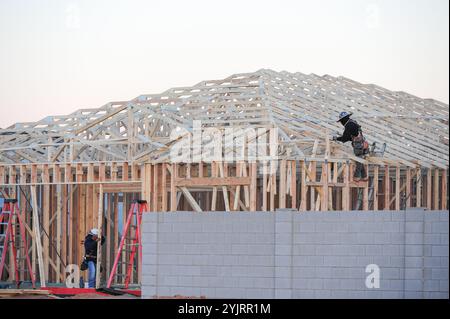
0, 0, 448, 128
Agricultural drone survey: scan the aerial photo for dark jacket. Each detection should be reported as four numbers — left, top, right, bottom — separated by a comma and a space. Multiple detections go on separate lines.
84, 234, 105, 262
336, 118, 360, 143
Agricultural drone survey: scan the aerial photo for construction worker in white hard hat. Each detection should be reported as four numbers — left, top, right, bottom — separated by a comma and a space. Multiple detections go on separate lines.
82, 228, 105, 288
332, 112, 369, 181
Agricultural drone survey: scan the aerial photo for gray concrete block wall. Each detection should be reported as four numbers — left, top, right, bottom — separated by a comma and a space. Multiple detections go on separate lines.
141, 209, 449, 299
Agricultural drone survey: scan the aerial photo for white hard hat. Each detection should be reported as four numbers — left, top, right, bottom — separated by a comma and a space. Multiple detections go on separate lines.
89, 228, 99, 236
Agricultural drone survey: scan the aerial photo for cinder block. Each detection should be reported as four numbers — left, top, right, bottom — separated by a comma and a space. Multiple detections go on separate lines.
275, 255, 292, 267
315, 222, 334, 233
405, 256, 423, 268
432, 222, 449, 234
405, 211, 425, 222
389, 279, 404, 290
405, 222, 423, 233
323, 256, 340, 267
405, 268, 422, 280
222, 276, 240, 288
293, 266, 315, 278
314, 290, 332, 298
423, 292, 449, 299
441, 257, 449, 268
332, 223, 349, 233
275, 244, 291, 256
191, 254, 209, 266
275, 277, 291, 289
366, 245, 383, 256
293, 244, 315, 255
293, 290, 316, 299
404, 291, 423, 299
275, 211, 293, 221
369, 256, 391, 267
381, 222, 401, 233
142, 286, 156, 299
432, 245, 449, 257
231, 244, 248, 255
424, 234, 441, 245
439, 280, 449, 292
142, 274, 157, 286
159, 254, 178, 265
405, 279, 423, 291
200, 265, 218, 276
439, 212, 449, 222
322, 278, 341, 290
390, 233, 405, 244
330, 290, 350, 298
275, 266, 291, 278
381, 291, 403, 299
293, 233, 316, 245
158, 223, 172, 233
247, 223, 265, 233
143, 253, 158, 265
275, 289, 292, 299
295, 222, 315, 233
424, 280, 440, 292
253, 277, 274, 289
245, 288, 273, 299
432, 268, 449, 280
405, 233, 423, 245
372, 233, 393, 244
275, 222, 292, 234
389, 256, 405, 267
315, 245, 336, 256
405, 245, 423, 257
440, 234, 449, 245
315, 267, 333, 278
142, 222, 158, 233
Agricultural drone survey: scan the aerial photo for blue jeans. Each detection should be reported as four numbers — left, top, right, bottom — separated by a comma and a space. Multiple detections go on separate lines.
88, 261, 96, 288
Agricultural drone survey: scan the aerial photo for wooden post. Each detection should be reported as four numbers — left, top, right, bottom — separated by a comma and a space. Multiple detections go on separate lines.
427, 168, 432, 210
373, 166, 379, 211
434, 168, 439, 210
442, 169, 448, 210
384, 166, 390, 210
342, 162, 350, 211
170, 164, 177, 211
291, 161, 297, 209
43, 184, 50, 281
95, 184, 103, 288
279, 160, 286, 209
309, 162, 316, 211
300, 161, 307, 211
395, 166, 401, 211
321, 162, 329, 211
262, 162, 268, 211
55, 185, 62, 283
152, 164, 159, 211
250, 162, 257, 211
161, 163, 167, 212
416, 168, 422, 208
211, 162, 217, 211
31, 186, 46, 287
406, 168, 411, 208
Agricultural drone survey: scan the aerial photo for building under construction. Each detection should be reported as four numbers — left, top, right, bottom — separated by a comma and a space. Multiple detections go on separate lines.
0, 69, 448, 292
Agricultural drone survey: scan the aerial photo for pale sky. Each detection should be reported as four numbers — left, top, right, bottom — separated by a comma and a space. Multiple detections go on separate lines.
0, 0, 448, 129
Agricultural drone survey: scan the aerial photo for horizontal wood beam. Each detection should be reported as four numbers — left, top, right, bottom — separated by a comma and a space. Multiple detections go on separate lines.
175, 176, 251, 187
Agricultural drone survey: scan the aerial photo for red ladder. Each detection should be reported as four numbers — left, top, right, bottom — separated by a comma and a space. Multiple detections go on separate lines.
107, 199, 148, 288
0, 199, 35, 288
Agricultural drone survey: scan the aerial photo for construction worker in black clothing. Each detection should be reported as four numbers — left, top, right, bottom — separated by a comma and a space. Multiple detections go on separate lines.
332, 111, 369, 181
83, 228, 105, 288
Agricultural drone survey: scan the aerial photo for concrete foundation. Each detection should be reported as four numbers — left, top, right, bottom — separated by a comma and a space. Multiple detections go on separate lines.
141, 209, 449, 299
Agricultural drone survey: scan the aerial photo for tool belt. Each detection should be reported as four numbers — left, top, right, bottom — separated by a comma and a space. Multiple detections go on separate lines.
352, 132, 369, 156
